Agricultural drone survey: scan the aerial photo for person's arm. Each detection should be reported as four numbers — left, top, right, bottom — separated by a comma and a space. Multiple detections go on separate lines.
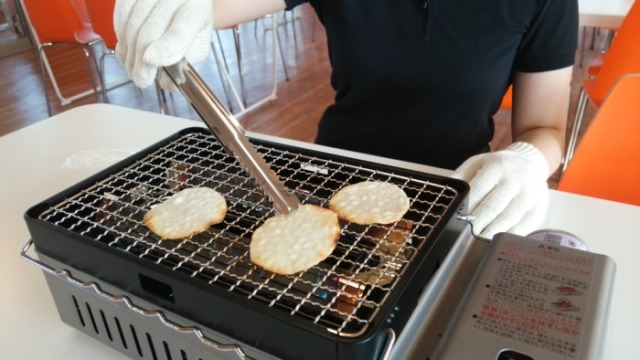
510, 66, 573, 175
452, 66, 574, 238
212, 0, 286, 29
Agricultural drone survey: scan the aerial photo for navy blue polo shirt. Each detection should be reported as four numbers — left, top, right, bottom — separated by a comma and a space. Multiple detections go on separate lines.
284, 0, 578, 169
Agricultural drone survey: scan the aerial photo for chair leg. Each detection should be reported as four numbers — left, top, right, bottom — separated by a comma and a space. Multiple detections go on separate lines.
579, 27, 586, 68
276, 25, 290, 81
563, 88, 589, 173
215, 30, 239, 110
215, 27, 248, 108
37, 45, 53, 117
285, 10, 298, 45
232, 26, 247, 107
254, 18, 259, 38
154, 78, 168, 115
82, 42, 102, 102
311, 14, 316, 43
99, 52, 109, 102
215, 31, 231, 80
603, 30, 616, 51
210, 39, 234, 111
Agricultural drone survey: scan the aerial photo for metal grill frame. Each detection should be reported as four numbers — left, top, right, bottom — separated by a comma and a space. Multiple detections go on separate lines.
25, 127, 469, 360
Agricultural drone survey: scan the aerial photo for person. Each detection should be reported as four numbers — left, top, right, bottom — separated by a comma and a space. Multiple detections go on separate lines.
114, 0, 578, 238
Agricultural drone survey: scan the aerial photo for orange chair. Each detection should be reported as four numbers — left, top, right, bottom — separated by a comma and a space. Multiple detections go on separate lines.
565, 1, 640, 171
84, 0, 167, 113
69, 0, 92, 25
499, 85, 513, 110
82, 0, 116, 47
556, 74, 640, 206
83, 0, 118, 102
20, 0, 102, 116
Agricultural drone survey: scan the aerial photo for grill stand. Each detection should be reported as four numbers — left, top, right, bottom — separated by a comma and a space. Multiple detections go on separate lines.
21, 240, 399, 360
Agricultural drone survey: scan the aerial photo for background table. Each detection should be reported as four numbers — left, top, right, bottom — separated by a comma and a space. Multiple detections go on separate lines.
579, 0, 635, 28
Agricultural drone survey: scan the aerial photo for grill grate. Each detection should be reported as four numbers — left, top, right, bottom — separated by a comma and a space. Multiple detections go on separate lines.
37, 130, 461, 337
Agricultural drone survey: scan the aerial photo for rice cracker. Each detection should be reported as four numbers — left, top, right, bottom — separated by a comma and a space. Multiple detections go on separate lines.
329, 181, 409, 224
250, 204, 340, 275
145, 187, 227, 240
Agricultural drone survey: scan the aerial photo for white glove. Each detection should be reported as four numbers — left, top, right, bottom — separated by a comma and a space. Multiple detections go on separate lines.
452, 142, 550, 239
114, 0, 213, 89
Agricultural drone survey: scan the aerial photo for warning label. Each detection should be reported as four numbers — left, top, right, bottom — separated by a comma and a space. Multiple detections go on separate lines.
465, 239, 595, 358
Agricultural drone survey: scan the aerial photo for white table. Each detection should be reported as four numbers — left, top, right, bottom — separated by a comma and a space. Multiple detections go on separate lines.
1, 104, 639, 359
579, 0, 635, 28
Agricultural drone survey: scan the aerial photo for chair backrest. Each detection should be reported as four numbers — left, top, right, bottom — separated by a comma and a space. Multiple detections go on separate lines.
585, 1, 640, 107
84, 0, 117, 49
21, 0, 85, 44
557, 74, 640, 206
499, 84, 513, 109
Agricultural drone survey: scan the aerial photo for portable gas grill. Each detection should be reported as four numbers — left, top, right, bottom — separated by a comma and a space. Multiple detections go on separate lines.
20, 63, 616, 360
22, 125, 470, 360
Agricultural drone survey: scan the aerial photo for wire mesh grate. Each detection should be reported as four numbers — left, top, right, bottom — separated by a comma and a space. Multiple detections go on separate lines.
37, 130, 462, 337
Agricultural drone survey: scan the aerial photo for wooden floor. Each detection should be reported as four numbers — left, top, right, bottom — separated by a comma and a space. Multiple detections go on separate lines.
0, 5, 606, 187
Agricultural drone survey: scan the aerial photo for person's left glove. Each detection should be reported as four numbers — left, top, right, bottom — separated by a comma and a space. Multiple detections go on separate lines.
114, 0, 213, 90
452, 142, 550, 239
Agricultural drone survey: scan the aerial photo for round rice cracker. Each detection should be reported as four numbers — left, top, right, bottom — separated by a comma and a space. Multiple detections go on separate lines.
329, 181, 410, 225
250, 205, 340, 275
144, 187, 227, 240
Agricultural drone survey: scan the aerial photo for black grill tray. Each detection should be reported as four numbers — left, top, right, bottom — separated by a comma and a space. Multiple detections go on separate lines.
25, 127, 469, 360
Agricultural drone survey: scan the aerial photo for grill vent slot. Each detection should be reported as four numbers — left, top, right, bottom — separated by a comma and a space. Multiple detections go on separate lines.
130, 324, 143, 356
69, 295, 203, 360
86, 302, 99, 333
72, 295, 85, 327
115, 317, 127, 349
100, 309, 113, 341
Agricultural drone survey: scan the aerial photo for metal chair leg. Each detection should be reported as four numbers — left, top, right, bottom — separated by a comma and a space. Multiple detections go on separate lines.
99, 52, 108, 102
311, 14, 316, 43
215, 27, 248, 108
603, 30, 616, 51
275, 26, 290, 81
81, 40, 103, 102
37, 45, 53, 116
232, 26, 247, 107
215, 31, 231, 77
215, 29, 239, 110
563, 88, 589, 173
210, 41, 234, 111
154, 78, 168, 115
580, 27, 586, 68
285, 10, 298, 45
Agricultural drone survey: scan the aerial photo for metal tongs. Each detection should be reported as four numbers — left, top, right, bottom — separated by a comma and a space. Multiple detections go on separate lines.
163, 60, 300, 214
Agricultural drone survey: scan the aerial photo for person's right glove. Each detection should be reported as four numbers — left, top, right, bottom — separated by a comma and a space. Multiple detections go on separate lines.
114, 0, 213, 89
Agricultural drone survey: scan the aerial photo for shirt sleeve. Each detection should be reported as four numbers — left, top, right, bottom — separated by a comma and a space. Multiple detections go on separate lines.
284, 0, 308, 11
514, 0, 578, 72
